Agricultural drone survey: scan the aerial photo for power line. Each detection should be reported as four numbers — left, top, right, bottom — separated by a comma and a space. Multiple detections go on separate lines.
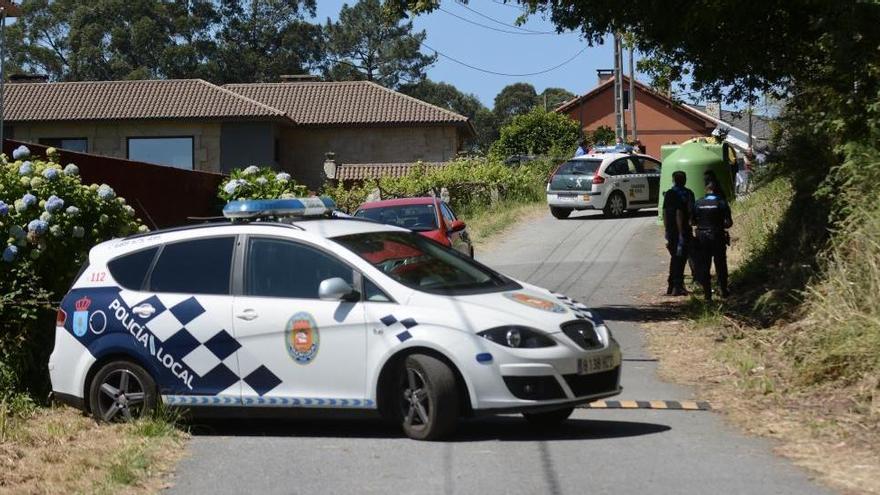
453, 1, 555, 34
420, 40, 587, 76
490, 0, 526, 10
438, 7, 557, 35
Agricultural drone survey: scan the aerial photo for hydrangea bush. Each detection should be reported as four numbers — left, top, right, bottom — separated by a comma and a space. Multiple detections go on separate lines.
218, 165, 308, 202
1, 146, 145, 399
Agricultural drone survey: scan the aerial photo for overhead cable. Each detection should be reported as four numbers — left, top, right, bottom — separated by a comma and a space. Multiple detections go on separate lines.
420, 41, 588, 76
453, 1, 556, 34
438, 7, 558, 35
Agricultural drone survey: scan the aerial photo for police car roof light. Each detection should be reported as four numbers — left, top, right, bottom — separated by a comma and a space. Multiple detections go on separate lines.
222, 197, 337, 220
591, 144, 634, 154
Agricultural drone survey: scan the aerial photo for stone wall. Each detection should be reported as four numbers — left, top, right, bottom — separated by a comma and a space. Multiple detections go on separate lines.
281, 125, 462, 189
9, 120, 223, 172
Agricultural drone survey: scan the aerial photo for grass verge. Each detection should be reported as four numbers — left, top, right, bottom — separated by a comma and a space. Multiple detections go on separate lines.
643, 177, 880, 494
460, 200, 546, 248
0, 401, 185, 494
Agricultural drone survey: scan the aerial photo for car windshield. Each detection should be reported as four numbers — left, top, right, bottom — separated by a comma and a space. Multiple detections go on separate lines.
355, 204, 439, 232
555, 159, 601, 176
333, 231, 519, 295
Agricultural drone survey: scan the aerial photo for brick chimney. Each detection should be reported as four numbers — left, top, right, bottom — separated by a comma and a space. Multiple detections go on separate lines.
596, 69, 614, 85
705, 101, 722, 120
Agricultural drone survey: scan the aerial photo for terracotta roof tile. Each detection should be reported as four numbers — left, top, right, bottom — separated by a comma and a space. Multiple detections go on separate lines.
4, 79, 288, 122
225, 81, 470, 127
336, 161, 449, 181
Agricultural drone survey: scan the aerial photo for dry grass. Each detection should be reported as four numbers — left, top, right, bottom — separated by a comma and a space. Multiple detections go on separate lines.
464, 200, 546, 248
0, 405, 185, 494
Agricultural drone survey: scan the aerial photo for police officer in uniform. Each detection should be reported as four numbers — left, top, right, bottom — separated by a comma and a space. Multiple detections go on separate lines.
692, 180, 733, 301
663, 171, 695, 296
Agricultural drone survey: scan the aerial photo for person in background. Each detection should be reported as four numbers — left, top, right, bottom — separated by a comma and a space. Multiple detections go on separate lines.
574, 139, 589, 157
663, 171, 695, 296
692, 180, 733, 301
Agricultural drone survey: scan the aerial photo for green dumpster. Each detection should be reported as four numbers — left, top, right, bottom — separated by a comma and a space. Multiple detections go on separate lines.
658, 141, 735, 224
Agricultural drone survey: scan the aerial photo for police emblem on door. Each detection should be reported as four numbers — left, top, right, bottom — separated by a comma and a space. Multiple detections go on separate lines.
72, 296, 91, 337
285, 312, 319, 364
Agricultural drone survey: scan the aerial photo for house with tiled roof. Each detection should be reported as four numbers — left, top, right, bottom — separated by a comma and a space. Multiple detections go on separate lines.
555, 72, 717, 158
5, 78, 473, 187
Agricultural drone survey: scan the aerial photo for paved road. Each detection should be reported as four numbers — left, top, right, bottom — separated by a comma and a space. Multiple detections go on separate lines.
168, 210, 829, 495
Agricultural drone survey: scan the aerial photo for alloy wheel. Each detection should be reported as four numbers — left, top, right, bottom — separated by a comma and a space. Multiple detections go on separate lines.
401, 367, 431, 430
610, 194, 625, 216
96, 369, 146, 421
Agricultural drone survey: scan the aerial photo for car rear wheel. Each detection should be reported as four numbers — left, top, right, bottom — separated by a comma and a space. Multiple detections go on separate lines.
550, 207, 572, 219
523, 406, 574, 427
603, 192, 627, 218
89, 360, 156, 422
397, 354, 459, 440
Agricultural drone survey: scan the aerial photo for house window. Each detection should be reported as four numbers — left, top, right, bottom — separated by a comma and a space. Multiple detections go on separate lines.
39, 137, 88, 153
127, 137, 194, 170
623, 89, 630, 110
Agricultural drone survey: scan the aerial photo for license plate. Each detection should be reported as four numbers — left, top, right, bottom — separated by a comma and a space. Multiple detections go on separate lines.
556, 194, 577, 202
577, 354, 616, 375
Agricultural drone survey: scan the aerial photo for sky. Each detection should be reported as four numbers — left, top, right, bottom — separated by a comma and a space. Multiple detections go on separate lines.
314, 0, 629, 108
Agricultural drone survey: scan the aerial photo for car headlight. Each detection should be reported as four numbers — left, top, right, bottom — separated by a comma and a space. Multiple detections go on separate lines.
478, 326, 556, 348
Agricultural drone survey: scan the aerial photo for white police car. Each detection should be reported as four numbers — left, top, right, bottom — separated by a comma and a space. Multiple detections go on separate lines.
546, 146, 662, 219
49, 198, 621, 440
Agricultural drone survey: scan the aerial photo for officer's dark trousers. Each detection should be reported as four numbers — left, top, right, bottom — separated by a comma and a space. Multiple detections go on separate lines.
666, 240, 689, 289
694, 230, 728, 298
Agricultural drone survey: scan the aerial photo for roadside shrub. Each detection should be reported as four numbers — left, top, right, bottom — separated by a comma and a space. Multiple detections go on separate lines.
0, 145, 145, 399
218, 166, 308, 202
489, 108, 581, 160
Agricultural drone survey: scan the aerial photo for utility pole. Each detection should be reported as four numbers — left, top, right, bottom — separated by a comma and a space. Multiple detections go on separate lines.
628, 44, 637, 143
613, 33, 625, 142
0, 2, 20, 153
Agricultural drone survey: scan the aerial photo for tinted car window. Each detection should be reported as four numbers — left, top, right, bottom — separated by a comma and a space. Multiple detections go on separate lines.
605, 160, 628, 176
639, 158, 661, 173
554, 159, 600, 176
108, 247, 158, 290
440, 203, 456, 222
149, 237, 234, 295
355, 204, 438, 232
246, 238, 353, 299
364, 278, 392, 302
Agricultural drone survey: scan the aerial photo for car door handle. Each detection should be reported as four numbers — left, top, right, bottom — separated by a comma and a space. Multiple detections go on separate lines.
236, 309, 258, 321
622, 179, 630, 183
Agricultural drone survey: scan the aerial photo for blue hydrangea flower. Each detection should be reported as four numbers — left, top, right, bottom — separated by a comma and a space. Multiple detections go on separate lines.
28, 219, 49, 235
42, 168, 60, 180
45, 195, 64, 213
242, 166, 260, 176
72, 226, 85, 238
223, 179, 247, 196
66, 206, 80, 216
255, 177, 268, 185
18, 162, 33, 176
97, 184, 116, 201
63, 164, 80, 176
2, 245, 18, 262
9, 225, 25, 240
0, 201, 8, 217
12, 145, 30, 160
275, 172, 291, 182
22, 193, 37, 208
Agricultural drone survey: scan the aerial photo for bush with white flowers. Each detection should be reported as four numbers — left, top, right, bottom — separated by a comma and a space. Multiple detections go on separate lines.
218, 166, 307, 202
1, 146, 148, 399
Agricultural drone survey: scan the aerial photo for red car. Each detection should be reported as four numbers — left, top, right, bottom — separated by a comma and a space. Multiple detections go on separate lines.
354, 197, 474, 257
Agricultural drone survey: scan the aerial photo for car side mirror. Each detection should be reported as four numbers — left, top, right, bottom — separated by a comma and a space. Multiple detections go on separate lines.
450, 220, 466, 233
318, 277, 359, 302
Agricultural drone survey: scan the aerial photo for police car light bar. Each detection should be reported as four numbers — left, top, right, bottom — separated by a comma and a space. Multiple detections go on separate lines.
223, 197, 337, 220
591, 144, 635, 154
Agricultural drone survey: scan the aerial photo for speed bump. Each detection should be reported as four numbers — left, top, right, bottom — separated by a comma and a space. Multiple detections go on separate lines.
580, 400, 711, 411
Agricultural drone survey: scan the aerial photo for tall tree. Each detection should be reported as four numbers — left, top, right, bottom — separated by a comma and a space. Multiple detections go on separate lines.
211, 0, 324, 83
399, 79, 498, 150
7, 0, 218, 81
539, 87, 576, 110
323, 0, 436, 88
493, 82, 538, 125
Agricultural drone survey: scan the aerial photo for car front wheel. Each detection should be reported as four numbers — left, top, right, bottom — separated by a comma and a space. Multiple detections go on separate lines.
89, 360, 156, 422
397, 354, 459, 440
550, 207, 572, 219
523, 406, 574, 427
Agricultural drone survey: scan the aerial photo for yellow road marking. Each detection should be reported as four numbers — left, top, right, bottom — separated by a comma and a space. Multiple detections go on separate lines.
649, 400, 668, 409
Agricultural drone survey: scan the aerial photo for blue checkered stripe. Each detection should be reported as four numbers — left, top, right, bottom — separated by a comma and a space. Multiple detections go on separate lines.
163, 395, 374, 408
118, 291, 282, 399
379, 314, 419, 342
551, 293, 595, 320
